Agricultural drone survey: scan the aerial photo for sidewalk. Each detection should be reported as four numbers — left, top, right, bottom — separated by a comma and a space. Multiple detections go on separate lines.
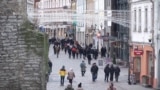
47, 44, 153, 90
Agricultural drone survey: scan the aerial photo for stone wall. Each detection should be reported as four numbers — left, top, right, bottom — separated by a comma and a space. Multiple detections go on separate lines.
0, 0, 27, 18
0, 15, 48, 90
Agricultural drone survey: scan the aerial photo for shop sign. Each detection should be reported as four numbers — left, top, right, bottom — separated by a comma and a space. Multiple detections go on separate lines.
134, 50, 143, 55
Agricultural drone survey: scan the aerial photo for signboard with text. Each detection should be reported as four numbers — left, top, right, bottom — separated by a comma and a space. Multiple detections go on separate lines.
134, 50, 143, 55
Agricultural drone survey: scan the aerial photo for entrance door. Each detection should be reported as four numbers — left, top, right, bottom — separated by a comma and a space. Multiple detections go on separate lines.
147, 51, 154, 86
133, 57, 141, 83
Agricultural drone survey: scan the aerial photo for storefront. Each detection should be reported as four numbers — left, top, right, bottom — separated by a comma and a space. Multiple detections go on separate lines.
130, 44, 154, 86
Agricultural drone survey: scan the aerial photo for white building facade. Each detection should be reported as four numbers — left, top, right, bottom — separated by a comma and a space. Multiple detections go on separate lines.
37, 0, 72, 39
130, 0, 154, 86
76, 0, 86, 45
94, 0, 105, 51
27, 0, 35, 22
27, 0, 35, 13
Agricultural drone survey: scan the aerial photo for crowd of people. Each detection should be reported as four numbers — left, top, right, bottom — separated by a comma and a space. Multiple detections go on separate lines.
48, 37, 120, 90
50, 37, 108, 65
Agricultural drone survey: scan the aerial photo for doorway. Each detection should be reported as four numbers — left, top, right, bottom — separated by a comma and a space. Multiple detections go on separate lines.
133, 57, 141, 83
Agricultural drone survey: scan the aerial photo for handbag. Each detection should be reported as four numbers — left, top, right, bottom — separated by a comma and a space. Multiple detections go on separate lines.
67, 76, 69, 80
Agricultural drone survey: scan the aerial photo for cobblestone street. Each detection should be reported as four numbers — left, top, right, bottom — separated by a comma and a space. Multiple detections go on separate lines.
47, 44, 153, 90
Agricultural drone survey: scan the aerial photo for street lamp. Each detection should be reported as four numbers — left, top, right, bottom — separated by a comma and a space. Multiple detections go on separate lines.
123, 35, 131, 85
127, 0, 132, 85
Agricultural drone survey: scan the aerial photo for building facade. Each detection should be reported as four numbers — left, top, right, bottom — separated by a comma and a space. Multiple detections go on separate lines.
38, 0, 72, 39
105, 0, 130, 61
27, 0, 35, 13
85, 0, 95, 45
93, 0, 105, 51
130, 0, 154, 86
76, 0, 86, 44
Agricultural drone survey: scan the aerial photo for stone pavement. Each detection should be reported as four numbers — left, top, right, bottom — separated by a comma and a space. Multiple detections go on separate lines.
47, 44, 153, 90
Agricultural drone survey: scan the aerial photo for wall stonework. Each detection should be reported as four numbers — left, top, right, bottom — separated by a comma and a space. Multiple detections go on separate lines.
0, 0, 27, 18
0, 16, 48, 90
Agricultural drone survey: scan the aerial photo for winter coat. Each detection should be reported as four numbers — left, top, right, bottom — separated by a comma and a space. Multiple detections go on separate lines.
80, 62, 86, 71
91, 65, 99, 74
68, 71, 75, 79
104, 66, 110, 74
55, 45, 60, 53
59, 69, 67, 76
114, 67, 120, 76
110, 66, 115, 75
87, 54, 92, 60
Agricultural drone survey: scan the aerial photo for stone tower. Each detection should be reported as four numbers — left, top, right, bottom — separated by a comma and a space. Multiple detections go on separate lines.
0, 0, 48, 90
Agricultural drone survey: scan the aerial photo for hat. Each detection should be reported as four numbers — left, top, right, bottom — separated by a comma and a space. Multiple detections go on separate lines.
78, 83, 82, 87
70, 68, 73, 71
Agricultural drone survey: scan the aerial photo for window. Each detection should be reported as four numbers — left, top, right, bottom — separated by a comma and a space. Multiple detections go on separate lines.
133, 10, 136, 32
151, 7, 153, 32
144, 8, 148, 32
138, 9, 141, 32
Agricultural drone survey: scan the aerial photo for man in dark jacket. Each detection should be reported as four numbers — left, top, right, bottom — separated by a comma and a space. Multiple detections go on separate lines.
109, 64, 115, 81
104, 64, 110, 82
115, 66, 120, 82
68, 46, 72, 59
87, 54, 92, 65
91, 63, 99, 82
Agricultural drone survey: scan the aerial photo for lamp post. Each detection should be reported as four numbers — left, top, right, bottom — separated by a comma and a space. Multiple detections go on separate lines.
124, 35, 131, 84
127, 0, 131, 85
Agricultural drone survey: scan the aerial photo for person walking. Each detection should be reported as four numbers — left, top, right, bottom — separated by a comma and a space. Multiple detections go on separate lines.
76, 48, 79, 59
55, 45, 60, 58
48, 60, 52, 75
76, 83, 83, 90
68, 46, 72, 59
114, 66, 120, 82
79, 47, 83, 59
82, 48, 86, 60
90, 63, 99, 82
87, 54, 92, 65
80, 61, 86, 76
59, 66, 67, 86
94, 49, 98, 60
71, 46, 77, 59
109, 65, 115, 82
65, 83, 74, 90
67, 68, 75, 86
107, 82, 116, 90
104, 64, 110, 82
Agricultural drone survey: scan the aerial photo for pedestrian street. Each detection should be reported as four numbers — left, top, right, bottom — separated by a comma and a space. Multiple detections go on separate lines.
47, 44, 153, 90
